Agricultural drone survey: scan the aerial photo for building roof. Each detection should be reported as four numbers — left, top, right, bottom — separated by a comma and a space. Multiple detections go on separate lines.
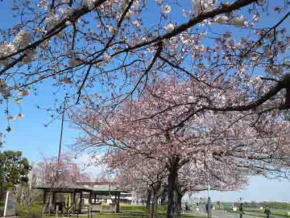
34, 183, 125, 195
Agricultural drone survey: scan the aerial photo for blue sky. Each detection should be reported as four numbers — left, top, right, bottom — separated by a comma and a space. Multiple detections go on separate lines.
194, 176, 290, 202
1, 0, 290, 202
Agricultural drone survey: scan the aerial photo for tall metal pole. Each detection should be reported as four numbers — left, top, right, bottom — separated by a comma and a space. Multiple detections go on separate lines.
57, 99, 66, 167
207, 177, 212, 218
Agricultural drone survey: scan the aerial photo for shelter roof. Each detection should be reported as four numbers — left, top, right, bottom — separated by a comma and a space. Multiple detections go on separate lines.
34, 183, 125, 195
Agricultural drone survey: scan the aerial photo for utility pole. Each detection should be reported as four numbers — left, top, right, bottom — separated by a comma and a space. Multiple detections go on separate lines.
57, 97, 67, 174
57, 98, 66, 165
206, 185, 212, 218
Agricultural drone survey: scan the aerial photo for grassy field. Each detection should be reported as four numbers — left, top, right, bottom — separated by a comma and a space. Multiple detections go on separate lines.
243, 207, 290, 217
26, 203, 290, 218
42, 204, 206, 218
43, 212, 206, 218
218, 205, 290, 217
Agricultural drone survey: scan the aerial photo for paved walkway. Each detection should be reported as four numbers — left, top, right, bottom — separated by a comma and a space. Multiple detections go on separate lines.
195, 205, 287, 218
0, 217, 18, 218
197, 206, 259, 218
211, 210, 254, 218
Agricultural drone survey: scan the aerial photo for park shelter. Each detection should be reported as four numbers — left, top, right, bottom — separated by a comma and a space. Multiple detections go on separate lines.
35, 183, 123, 214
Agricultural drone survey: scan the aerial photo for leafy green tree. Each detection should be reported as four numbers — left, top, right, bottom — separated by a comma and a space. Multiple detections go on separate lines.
0, 151, 31, 201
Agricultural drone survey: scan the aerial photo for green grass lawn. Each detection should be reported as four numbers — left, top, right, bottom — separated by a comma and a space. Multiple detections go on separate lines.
220, 206, 290, 217
22, 202, 290, 218
244, 207, 290, 217
44, 213, 205, 218
43, 204, 206, 218
217, 202, 290, 217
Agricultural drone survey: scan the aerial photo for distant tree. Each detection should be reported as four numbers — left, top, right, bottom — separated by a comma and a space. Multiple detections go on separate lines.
104, 150, 167, 217
0, 150, 31, 200
31, 153, 91, 215
32, 153, 91, 184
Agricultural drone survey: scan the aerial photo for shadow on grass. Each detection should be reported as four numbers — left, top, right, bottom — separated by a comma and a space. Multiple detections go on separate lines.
43, 204, 206, 218
44, 211, 206, 218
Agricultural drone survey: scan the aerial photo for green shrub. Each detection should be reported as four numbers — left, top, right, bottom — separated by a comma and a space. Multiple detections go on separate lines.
17, 202, 43, 218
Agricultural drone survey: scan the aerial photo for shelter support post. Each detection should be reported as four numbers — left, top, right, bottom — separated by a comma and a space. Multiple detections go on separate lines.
78, 191, 83, 214
116, 192, 120, 213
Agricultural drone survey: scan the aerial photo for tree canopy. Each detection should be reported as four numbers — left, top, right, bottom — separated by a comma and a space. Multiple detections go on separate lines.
72, 78, 290, 218
0, 0, 289, 133
31, 153, 91, 184
0, 1, 289, 217
0, 150, 31, 201
0, 151, 31, 187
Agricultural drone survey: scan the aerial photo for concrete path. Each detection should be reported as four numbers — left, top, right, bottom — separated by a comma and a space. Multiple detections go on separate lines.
0, 217, 18, 218
197, 205, 260, 218
211, 210, 254, 218
195, 205, 286, 218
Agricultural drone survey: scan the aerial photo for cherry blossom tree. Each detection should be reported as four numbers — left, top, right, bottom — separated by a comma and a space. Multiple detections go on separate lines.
31, 153, 91, 214
32, 153, 90, 184
103, 149, 168, 217
105, 148, 248, 218
0, 0, 289, 135
72, 78, 290, 218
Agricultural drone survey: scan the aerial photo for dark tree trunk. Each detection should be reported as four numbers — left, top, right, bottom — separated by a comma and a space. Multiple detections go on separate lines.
166, 161, 182, 218
150, 193, 158, 218
150, 183, 162, 218
177, 192, 182, 217
0, 183, 3, 202
160, 186, 167, 205
146, 189, 152, 209
116, 193, 120, 213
